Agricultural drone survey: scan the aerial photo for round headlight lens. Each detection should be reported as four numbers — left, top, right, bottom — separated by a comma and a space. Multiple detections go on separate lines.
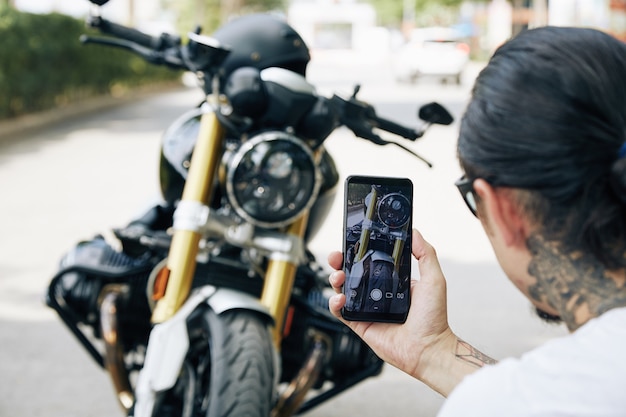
226, 131, 320, 228
377, 192, 411, 228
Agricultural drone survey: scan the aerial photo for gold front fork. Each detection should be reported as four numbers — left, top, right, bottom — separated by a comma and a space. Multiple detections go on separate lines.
261, 212, 309, 347
392, 223, 410, 271
355, 185, 378, 263
151, 110, 224, 324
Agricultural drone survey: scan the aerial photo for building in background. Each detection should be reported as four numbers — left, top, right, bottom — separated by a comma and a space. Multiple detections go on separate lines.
461, 0, 625, 58
609, 0, 626, 39
493, 0, 625, 41
288, 0, 380, 51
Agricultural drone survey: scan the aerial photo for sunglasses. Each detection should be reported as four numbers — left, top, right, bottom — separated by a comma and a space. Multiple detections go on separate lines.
454, 175, 478, 217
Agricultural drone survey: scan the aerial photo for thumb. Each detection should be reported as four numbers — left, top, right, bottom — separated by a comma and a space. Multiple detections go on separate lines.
411, 229, 443, 280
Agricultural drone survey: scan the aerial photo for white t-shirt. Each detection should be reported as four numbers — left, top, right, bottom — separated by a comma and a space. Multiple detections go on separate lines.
438, 307, 626, 417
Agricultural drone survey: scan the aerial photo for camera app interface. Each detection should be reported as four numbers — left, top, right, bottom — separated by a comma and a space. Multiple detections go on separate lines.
344, 178, 412, 316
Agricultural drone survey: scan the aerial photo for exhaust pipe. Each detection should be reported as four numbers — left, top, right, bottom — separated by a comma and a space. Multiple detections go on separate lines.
100, 285, 135, 411
271, 333, 329, 417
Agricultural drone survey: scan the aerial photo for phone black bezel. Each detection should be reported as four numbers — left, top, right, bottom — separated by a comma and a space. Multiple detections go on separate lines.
341, 175, 412, 324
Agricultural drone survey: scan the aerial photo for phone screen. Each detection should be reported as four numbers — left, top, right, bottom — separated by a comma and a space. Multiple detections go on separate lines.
341, 175, 412, 323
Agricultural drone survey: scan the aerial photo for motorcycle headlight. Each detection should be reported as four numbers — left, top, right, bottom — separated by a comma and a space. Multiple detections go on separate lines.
377, 193, 411, 229
225, 131, 320, 228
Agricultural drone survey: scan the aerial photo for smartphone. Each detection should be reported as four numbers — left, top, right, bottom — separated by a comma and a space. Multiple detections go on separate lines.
341, 175, 412, 323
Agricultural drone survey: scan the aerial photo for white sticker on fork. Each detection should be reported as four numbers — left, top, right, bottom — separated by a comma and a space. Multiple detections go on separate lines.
172, 200, 210, 232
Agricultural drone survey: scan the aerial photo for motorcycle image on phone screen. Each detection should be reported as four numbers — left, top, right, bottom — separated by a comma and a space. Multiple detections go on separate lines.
342, 176, 413, 323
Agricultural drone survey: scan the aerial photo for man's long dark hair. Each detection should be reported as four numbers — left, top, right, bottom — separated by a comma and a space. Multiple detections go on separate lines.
457, 26, 626, 270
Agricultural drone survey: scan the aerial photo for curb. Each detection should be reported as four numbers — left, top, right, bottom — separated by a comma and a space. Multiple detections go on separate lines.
0, 83, 187, 146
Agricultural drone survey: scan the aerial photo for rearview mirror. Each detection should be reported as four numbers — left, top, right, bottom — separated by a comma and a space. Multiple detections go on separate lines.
418, 102, 454, 126
89, 0, 110, 5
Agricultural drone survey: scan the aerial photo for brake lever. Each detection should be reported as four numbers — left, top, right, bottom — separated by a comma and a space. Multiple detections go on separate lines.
80, 34, 152, 55
79, 35, 185, 69
86, 15, 178, 50
332, 93, 433, 167
361, 131, 433, 168
79, 35, 132, 49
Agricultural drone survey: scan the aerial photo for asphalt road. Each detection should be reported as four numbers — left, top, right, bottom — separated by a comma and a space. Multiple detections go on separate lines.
0, 50, 568, 417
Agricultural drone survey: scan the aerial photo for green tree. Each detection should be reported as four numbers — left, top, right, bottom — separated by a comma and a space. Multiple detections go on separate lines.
0, 7, 179, 119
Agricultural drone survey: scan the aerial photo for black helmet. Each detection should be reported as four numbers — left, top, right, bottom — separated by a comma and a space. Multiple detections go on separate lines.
212, 13, 310, 80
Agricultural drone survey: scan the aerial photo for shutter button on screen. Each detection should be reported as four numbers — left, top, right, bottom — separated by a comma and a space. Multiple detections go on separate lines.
370, 288, 383, 301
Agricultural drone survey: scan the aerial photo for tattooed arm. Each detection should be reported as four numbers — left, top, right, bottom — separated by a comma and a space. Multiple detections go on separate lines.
328, 230, 497, 398
409, 331, 497, 397
456, 339, 498, 367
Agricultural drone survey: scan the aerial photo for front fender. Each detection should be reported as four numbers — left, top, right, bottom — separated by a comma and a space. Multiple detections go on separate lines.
133, 286, 273, 417
206, 286, 273, 324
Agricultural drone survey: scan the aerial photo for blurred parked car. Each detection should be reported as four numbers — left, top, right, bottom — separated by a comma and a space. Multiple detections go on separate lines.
392, 27, 470, 85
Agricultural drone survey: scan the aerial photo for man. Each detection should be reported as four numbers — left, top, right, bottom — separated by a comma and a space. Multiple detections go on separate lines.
327, 26, 626, 416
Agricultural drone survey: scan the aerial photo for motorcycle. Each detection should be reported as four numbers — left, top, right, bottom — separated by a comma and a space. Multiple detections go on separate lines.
46, 1, 454, 416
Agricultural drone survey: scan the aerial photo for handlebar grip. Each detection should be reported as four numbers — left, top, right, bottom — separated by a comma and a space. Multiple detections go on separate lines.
90, 16, 161, 49
372, 115, 421, 141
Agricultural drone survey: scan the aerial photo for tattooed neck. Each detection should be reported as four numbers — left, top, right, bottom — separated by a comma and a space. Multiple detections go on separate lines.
526, 234, 626, 331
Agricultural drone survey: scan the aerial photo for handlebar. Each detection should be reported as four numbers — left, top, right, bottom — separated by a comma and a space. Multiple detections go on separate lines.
80, 11, 447, 167
330, 91, 433, 167
87, 15, 173, 50
330, 93, 422, 141
369, 113, 423, 141
81, 15, 230, 73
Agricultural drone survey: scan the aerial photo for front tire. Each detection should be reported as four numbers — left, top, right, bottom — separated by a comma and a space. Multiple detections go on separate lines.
152, 307, 275, 417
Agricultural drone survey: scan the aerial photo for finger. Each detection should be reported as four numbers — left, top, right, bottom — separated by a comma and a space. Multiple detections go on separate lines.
328, 251, 344, 270
412, 229, 441, 267
329, 269, 346, 291
411, 229, 447, 292
328, 293, 346, 319
411, 228, 432, 260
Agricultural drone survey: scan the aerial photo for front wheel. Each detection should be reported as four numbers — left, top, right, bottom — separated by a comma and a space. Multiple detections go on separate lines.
152, 307, 276, 417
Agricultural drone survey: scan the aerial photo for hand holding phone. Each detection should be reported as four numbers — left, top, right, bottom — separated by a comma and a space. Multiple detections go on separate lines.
342, 176, 412, 323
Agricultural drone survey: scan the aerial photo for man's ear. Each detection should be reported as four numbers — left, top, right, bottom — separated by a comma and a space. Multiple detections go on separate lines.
473, 179, 528, 247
